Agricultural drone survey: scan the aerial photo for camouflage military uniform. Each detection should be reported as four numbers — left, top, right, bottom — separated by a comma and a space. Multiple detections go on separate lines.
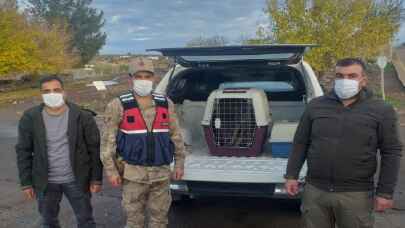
101, 96, 185, 228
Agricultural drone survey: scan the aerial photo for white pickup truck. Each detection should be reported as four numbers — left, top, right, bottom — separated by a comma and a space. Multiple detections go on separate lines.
149, 45, 323, 199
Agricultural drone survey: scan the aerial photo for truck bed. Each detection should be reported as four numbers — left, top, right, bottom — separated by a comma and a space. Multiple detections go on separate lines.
184, 151, 306, 183
178, 100, 307, 183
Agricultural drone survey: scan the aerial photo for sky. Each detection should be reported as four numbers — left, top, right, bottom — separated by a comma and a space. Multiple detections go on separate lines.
91, 0, 269, 54
19, 0, 405, 55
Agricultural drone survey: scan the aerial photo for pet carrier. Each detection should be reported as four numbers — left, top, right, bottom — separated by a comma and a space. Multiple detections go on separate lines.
201, 88, 271, 157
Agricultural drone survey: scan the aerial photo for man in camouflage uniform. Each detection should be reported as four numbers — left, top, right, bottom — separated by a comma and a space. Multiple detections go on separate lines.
101, 59, 185, 228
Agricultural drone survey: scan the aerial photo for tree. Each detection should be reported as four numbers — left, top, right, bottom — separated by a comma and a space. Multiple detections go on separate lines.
0, 9, 37, 76
248, 0, 404, 74
30, 20, 78, 73
186, 35, 229, 47
27, 0, 107, 65
0, 9, 76, 77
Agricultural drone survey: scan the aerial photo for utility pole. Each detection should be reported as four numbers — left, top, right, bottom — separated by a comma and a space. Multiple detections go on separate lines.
377, 56, 388, 100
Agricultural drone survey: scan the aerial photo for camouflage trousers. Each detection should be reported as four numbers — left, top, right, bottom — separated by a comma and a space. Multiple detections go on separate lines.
301, 184, 374, 228
122, 178, 172, 228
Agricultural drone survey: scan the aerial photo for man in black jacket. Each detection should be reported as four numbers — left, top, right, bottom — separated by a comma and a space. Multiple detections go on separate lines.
285, 58, 402, 228
16, 75, 103, 228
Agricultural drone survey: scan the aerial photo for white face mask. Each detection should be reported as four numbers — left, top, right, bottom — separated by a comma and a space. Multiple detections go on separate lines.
133, 79, 153, 96
334, 79, 360, 100
42, 93, 65, 108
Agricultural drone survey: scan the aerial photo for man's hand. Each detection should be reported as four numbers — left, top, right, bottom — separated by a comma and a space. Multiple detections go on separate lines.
89, 184, 102, 193
23, 187, 35, 200
172, 167, 184, 181
108, 175, 122, 187
375, 196, 394, 212
285, 179, 300, 197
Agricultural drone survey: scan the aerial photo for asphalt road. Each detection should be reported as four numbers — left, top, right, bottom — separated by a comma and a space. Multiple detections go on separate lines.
1, 101, 405, 228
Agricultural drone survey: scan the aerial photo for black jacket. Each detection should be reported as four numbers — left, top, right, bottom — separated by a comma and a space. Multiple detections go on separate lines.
286, 89, 402, 197
15, 102, 103, 193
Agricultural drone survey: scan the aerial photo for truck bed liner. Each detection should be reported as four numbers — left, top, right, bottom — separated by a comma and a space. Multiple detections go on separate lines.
183, 147, 306, 183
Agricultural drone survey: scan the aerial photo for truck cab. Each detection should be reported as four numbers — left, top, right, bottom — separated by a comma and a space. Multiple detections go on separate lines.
149, 45, 323, 199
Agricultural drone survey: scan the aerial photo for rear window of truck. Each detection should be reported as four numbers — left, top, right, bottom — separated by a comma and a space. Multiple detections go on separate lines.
167, 66, 306, 103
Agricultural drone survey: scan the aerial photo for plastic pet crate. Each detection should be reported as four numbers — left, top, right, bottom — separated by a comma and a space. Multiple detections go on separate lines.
201, 88, 271, 157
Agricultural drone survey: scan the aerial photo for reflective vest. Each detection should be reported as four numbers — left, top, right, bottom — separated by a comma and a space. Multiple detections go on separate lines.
116, 92, 174, 166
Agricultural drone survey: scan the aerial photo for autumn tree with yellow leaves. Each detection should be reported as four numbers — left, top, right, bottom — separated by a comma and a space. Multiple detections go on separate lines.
249, 0, 404, 74
0, 9, 77, 78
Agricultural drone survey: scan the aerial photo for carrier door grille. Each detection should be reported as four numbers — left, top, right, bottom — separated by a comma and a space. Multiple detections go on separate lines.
211, 98, 257, 148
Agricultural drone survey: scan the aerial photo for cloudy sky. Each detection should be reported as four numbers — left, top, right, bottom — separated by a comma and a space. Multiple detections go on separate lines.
20, 0, 405, 54
91, 0, 269, 54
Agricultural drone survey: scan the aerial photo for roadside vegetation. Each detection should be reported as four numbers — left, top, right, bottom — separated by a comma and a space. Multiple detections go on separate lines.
27, 0, 106, 66
247, 0, 404, 74
188, 1, 403, 75
1, 0, 404, 109
0, 0, 106, 80
0, 0, 107, 106
0, 9, 76, 77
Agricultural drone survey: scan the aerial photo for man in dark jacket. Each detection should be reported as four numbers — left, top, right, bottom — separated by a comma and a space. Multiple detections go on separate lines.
285, 58, 402, 228
16, 75, 103, 228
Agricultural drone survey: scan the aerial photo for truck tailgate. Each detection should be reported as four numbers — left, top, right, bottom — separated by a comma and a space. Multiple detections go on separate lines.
183, 154, 306, 183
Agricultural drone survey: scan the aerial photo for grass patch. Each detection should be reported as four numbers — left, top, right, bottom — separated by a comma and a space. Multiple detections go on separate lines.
374, 90, 405, 109
385, 96, 405, 109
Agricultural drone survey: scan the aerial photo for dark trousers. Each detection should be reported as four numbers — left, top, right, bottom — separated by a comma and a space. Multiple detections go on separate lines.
36, 182, 96, 228
301, 184, 374, 228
